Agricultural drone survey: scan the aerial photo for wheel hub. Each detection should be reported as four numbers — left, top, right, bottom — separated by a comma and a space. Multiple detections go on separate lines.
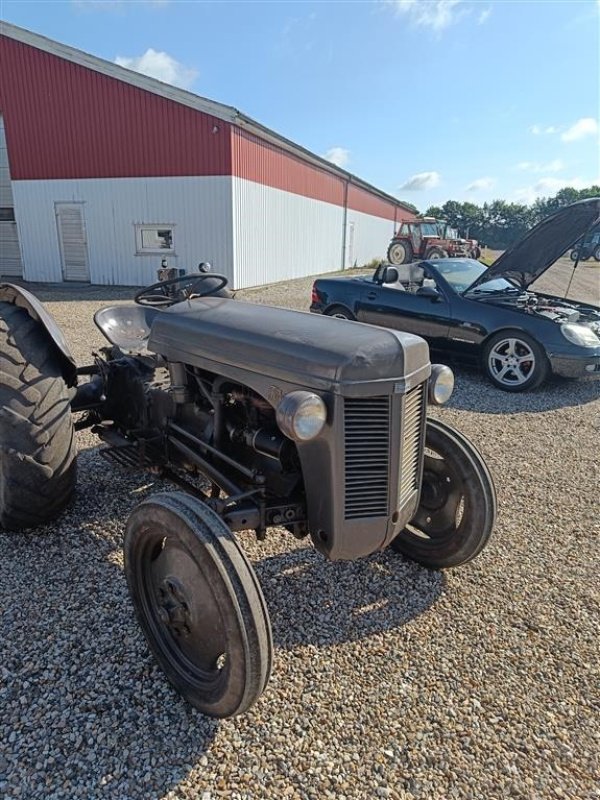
420, 470, 449, 511
157, 578, 190, 637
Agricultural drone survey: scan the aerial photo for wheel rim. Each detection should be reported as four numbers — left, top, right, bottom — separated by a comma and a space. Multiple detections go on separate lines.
137, 527, 230, 695
428, 251, 442, 259
488, 337, 535, 386
331, 311, 349, 319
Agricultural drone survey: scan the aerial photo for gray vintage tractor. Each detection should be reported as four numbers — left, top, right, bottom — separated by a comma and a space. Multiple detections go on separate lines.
0, 272, 496, 717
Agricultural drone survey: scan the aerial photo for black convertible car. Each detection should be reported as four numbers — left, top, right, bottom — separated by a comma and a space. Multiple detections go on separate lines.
310, 198, 600, 391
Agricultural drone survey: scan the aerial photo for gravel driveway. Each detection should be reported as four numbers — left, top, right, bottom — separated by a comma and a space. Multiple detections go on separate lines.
1, 262, 599, 800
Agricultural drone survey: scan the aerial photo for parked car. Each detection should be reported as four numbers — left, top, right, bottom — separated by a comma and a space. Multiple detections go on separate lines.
311, 198, 600, 391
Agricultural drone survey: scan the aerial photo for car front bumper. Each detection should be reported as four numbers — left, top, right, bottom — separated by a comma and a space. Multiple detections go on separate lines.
548, 350, 600, 379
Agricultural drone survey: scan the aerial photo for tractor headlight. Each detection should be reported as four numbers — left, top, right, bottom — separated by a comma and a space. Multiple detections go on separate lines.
428, 364, 454, 405
561, 323, 600, 348
276, 391, 327, 441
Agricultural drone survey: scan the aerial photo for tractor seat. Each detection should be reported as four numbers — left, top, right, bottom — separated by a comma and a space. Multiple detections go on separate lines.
94, 305, 161, 353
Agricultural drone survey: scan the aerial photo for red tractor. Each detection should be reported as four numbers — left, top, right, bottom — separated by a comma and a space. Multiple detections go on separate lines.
439, 223, 482, 260
387, 218, 473, 265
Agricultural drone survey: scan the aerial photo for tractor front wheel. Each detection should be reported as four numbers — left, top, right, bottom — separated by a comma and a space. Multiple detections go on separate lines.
0, 302, 77, 530
391, 419, 496, 568
425, 247, 448, 260
124, 492, 273, 718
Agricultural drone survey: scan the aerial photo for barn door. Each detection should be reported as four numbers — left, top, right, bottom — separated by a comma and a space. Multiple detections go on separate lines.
0, 114, 23, 277
55, 203, 90, 281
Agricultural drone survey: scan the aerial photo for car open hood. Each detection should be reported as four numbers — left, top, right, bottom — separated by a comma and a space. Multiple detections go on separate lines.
466, 198, 600, 290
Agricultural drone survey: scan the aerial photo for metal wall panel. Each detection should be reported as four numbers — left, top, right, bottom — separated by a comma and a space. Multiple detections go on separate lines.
232, 176, 344, 289
344, 208, 396, 268
0, 36, 232, 180
12, 176, 233, 285
232, 128, 345, 207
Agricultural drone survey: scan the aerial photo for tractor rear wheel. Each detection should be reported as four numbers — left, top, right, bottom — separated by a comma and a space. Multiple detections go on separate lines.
124, 492, 273, 718
0, 302, 77, 530
387, 240, 413, 265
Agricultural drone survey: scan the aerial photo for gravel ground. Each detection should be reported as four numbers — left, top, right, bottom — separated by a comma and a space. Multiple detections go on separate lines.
1, 261, 599, 800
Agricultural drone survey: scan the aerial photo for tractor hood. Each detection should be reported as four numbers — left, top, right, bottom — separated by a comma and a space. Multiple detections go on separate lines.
467, 197, 600, 290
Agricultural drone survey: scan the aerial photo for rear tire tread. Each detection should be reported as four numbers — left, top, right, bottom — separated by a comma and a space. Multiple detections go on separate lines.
0, 302, 77, 530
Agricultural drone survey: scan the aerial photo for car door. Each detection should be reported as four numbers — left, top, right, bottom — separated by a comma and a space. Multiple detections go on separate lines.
356, 283, 452, 349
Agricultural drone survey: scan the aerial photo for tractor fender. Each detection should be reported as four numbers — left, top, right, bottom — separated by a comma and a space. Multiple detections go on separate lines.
0, 283, 78, 387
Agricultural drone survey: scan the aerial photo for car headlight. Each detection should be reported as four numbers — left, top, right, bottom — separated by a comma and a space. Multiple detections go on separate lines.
276, 391, 327, 441
428, 364, 454, 405
561, 323, 600, 348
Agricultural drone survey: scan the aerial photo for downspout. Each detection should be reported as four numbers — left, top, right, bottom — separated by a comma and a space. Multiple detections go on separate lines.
341, 178, 349, 270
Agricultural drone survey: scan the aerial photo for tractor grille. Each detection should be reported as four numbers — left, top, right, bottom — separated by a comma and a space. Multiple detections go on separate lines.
398, 384, 425, 508
344, 397, 390, 519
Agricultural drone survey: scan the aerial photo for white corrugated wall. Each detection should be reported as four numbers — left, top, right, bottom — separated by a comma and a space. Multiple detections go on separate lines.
344, 208, 397, 269
232, 177, 345, 289
11, 176, 234, 285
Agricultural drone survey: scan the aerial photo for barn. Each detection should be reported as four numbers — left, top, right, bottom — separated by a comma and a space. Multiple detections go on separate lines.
0, 22, 417, 289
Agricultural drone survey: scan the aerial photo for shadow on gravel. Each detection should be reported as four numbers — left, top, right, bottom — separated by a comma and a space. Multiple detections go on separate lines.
255, 546, 445, 650
446, 366, 600, 414
1, 279, 138, 304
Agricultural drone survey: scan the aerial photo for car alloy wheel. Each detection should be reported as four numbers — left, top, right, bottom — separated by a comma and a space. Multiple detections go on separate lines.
487, 336, 536, 388
325, 306, 355, 320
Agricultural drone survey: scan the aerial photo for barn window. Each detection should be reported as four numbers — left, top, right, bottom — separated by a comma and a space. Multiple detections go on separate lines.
0, 207, 16, 222
135, 224, 175, 255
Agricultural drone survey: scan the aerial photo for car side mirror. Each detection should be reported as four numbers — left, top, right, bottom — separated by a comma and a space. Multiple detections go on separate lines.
416, 285, 443, 301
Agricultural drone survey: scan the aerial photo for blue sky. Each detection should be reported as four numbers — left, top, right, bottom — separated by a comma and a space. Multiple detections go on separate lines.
2, 0, 599, 211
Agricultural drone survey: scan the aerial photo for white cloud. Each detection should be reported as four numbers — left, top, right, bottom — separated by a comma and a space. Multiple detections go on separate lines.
561, 117, 598, 142
534, 177, 588, 193
115, 49, 197, 89
400, 171, 441, 191
323, 147, 350, 168
514, 176, 591, 204
388, 0, 463, 32
516, 159, 565, 173
478, 6, 492, 24
465, 177, 494, 192
530, 124, 558, 135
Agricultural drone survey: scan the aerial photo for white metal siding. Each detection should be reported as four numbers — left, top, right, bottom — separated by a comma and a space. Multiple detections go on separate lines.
0, 114, 23, 276
11, 176, 234, 285
232, 177, 344, 289
344, 208, 396, 269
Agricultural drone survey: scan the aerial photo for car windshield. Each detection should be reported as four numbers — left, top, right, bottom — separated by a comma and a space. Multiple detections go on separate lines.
434, 259, 519, 294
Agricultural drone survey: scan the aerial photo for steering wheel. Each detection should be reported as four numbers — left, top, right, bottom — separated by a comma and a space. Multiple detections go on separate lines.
134, 273, 229, 307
